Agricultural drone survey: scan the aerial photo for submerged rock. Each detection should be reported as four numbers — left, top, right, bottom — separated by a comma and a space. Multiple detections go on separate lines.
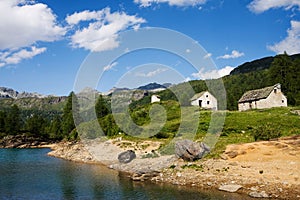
118, 150, 136, 163
175, 140, 210, 161
219, 184, 243, 192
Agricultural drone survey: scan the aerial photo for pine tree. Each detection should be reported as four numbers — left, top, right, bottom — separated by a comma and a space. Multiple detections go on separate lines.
0, 111, 6, 133
48, 115, 63, 139
61, 92, 80, 139
25, 114, 48, 137
5, 105, 21, 135
95, 95, 110, 118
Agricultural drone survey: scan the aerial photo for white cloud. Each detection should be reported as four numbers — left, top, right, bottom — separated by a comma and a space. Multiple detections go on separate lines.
268, 20, 300, 54
203, 53, 212, 59
184, 77, 191, 82
217, 50, 245, 59
0, 0, 65, 50
0, 46, 46, 67
191, 66, 234, 79
103, 62, 118, 71
136, 68, 167, 77
67, 8, 146, 52
66, 10, 105, 25
248, 0, 300, 13
0, 0, 65, 67
134, 0, 207, 7
186, 49, 191, 53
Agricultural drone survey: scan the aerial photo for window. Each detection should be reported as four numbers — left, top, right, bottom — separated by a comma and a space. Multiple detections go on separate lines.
207, 101, 210, 105
274, 89, 277, 93
206, 95, 208, 98
282, 100, 284, 103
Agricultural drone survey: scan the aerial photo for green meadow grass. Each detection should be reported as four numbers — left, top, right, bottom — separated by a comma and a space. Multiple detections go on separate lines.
96, 101, 300, 158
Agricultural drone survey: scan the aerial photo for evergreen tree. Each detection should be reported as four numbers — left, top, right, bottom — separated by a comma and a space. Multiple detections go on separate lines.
62, 92, 79, 139
5, 105, 21, 135
48, 115, 63, 139
0, 111, 6, 133
269, 52, 293, 92
95, 95, 110, 118
25, 114, 49, 137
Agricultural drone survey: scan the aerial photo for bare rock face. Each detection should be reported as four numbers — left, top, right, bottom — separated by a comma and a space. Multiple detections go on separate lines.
175, 140, 210, 161
118, 150, 136, 163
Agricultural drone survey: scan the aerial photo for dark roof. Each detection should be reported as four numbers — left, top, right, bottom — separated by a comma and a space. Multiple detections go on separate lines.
238, 84, 280, 103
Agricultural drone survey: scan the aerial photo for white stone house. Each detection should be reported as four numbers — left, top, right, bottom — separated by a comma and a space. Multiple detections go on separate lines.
190, 91, 218, 110
151, 94, 161, 103
238, 83, 287, 111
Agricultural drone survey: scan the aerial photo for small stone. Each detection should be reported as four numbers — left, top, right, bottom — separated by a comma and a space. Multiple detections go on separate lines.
250, 186, 258, 191
219, 184, 243, 193
249, 191, 269, 198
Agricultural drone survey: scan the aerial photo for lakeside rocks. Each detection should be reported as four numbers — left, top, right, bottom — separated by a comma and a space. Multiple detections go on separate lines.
118, 150, 136, 163
219, 184, 243, 193
175, 139, 210, 161
42, 136, 300, 200
0, 134, 52, 148
48, 142, 95, 163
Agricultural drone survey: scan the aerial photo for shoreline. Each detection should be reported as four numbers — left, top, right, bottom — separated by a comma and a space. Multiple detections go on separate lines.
2, 135, 299, 199
46, 136, 300, 199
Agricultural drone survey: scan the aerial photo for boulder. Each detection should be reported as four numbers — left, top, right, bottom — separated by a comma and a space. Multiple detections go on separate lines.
118, 150, 136, 163
175, 140, 210, 161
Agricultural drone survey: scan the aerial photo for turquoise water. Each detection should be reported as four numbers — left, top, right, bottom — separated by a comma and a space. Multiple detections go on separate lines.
0, 149, 252, 199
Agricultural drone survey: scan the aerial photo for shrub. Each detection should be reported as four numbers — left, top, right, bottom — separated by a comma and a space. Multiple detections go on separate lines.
252, 123, 281, 141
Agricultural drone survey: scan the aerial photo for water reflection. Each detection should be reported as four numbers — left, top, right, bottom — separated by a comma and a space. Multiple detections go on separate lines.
0, 149, 253, 200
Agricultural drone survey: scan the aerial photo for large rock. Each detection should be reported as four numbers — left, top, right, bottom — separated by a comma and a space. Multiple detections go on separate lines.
118, 150, 136, 163
175, 140, 210, 161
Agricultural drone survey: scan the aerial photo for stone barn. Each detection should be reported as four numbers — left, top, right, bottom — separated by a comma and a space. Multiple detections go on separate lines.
151, 94, 161, 103
190, 91, 218, 110
238, 83, 287, 111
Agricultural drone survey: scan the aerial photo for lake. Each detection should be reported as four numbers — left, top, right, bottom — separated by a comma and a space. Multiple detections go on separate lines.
0, 148, 252, 199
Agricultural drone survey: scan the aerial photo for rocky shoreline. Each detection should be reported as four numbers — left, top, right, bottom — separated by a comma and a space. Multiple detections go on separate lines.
46, 136, 300, 199
2, 135, 299, 199
0, 134, 55, 148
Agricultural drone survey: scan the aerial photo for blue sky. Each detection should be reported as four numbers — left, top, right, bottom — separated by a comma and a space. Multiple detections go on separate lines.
0, 0, 299, 96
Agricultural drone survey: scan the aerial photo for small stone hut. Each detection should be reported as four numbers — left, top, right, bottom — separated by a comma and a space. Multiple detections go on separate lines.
238, 83, 287, 111
190, 91, 218, 110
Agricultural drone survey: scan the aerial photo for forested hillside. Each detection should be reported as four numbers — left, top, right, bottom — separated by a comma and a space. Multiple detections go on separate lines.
230, 53, 300, 75
132, 53, 300, 110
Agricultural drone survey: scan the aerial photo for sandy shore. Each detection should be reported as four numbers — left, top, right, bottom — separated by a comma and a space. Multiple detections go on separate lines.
48, 135, 300, 199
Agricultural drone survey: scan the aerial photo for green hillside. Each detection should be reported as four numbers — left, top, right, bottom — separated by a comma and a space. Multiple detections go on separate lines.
131, 52, 300, 110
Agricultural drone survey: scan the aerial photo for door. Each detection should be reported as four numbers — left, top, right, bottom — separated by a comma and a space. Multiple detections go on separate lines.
199, 100, 202, 107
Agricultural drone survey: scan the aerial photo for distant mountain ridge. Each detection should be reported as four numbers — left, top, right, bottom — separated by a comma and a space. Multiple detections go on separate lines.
230, 53, 300, 75
137, 82, 167, 90
0, 87, 48, 99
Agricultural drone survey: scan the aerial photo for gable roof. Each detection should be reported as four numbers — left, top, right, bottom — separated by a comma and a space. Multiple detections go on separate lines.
238, 84, 280, 103
190, 91, 207, 101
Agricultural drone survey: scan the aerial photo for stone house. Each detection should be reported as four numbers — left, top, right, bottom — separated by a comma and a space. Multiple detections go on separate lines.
238, 83, 287, 111
190, 91, 218, 110
151, 94, 161, 103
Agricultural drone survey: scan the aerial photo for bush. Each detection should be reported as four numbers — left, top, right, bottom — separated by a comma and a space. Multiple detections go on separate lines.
252, 123, 281, 141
